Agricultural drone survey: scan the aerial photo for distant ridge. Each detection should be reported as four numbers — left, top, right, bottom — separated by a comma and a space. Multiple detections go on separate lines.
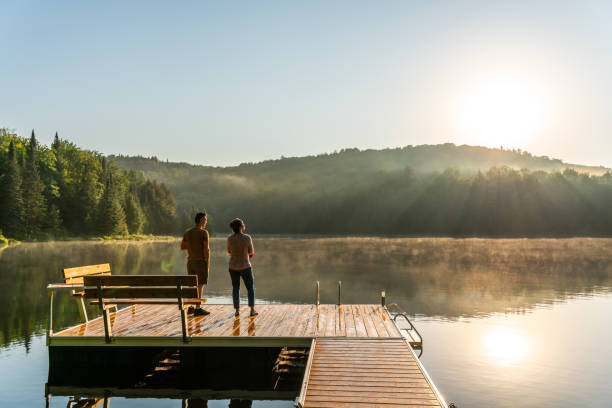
110, 143, 612, 236
111, 143, 610, 178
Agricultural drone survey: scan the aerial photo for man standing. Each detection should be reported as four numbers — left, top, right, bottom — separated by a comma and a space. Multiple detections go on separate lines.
181, 211, 210, 316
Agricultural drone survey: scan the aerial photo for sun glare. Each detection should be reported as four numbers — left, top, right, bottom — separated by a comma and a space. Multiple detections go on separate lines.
484, 328, 528, 366
455, 77, 548, 149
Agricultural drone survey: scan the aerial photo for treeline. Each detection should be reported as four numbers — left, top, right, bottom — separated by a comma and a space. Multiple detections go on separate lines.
0, 129, 177, 240
113, 153, 612, 236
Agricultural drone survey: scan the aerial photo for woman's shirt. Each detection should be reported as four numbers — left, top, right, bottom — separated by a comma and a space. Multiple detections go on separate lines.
227, 233, 254, 271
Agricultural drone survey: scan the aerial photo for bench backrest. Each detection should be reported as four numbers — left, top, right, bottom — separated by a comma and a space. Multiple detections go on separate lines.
63, 263, 112, 284
82, 275, 198, 299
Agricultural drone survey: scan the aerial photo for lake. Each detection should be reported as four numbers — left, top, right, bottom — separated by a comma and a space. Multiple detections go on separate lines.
1, 237, 611, 407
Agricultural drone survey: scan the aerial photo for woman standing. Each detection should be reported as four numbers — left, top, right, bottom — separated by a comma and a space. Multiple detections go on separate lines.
227, 218, 258, 317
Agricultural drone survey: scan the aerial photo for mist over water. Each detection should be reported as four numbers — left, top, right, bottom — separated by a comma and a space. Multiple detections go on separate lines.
1, 237, 611, 407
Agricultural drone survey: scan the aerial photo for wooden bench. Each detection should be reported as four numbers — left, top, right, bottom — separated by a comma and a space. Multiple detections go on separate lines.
82, 275, 204, 343
63, 263, 115, 322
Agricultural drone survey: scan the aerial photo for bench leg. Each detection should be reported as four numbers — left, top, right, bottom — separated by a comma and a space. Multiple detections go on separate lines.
79, 297, 89, 322
180, 307, 189, 343
102, 307, 112, 343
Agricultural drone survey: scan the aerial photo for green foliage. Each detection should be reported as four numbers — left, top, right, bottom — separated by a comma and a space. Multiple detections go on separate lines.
96, 175, 128, 236
139, 180, 177, 234
0, 140, 25, 238
0, 129, 179, 240
22, 131, 47, 238
124, 193, 144, 234
111, 146, 612, 236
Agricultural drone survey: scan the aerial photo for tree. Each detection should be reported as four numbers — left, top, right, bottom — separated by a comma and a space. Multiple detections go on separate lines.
22, 131, 47, 237
97, 174, 128, 236
124, 192, 144, 234
0, 141, 25, 237
47, 132, 65, 234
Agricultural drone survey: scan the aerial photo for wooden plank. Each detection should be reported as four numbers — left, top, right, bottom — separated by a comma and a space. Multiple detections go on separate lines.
324, 305, 337, 337
288, 304, 314, 337
302, 305, 318, 337
307, 379, 431, 388
351, 305, 368, 337
84, 287, 198, 299
305, 384, 435, 393
380, 306, 402, 337
271, 304, 300, 337
63, 263, 111, 280
306, 393, 440, 403
343, 303, 357, 337
233, 304, 275, 337
335, 305, 345, 336
314, 305, 326, 337
369, 304, 391, 337
305, 395, 441, 405
83, 275, 197, 287
304, 404, 441, 408
359, 304, 379, 337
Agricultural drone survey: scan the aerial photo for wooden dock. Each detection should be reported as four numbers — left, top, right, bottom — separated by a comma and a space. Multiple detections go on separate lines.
51, 304, 401, 346
297, 338, 445, 408
48, 304, 447, 407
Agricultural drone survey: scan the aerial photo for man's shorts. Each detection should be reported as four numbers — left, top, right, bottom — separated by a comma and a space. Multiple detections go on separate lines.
187, 260, 209, 285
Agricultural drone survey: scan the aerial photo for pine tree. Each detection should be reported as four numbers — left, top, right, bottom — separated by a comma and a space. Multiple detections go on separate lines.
22, 130, 46, 237
97, 174, 128, 236
124, 192, 144, 234
0, 141, 25, 238
47, 132, 64, 234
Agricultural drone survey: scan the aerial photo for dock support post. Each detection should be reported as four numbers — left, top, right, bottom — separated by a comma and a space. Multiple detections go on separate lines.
315, 281, 320, 306
47, 290, 54, 343
337, 281, 342, 306
381, 290, 386, 307
97, 280, 112, 343
177, 279, 189, 343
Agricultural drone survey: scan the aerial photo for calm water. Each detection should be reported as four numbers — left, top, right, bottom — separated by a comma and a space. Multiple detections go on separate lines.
1, 237, 612, 407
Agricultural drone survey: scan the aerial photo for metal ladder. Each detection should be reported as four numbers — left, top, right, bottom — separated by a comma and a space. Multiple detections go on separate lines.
386, 302, 423, 357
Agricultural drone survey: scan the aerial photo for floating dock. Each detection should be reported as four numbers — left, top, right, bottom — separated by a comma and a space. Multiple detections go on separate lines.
48, 303, 447, 407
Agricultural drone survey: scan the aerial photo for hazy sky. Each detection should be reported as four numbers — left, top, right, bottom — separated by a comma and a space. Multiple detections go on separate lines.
1, 1, 611, 167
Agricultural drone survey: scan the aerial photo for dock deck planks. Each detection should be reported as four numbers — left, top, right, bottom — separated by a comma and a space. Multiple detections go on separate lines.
52, 304, 401, 342
302, 338, 445, 408
50, 304, 447, 407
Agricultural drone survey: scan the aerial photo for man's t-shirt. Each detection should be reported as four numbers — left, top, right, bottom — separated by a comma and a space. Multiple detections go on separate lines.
183, 227, 209, 261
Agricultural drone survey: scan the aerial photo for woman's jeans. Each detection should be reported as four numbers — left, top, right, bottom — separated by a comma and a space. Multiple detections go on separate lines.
229, 267, 255, 308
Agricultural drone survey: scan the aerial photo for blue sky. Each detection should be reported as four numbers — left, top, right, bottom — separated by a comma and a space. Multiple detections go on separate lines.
1, 1, 611, 167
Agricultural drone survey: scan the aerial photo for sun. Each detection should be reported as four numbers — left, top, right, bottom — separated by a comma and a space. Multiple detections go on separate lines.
454, 77, 547, 149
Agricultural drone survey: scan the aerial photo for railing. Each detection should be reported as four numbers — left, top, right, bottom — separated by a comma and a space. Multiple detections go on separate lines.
386, 302, 423, 356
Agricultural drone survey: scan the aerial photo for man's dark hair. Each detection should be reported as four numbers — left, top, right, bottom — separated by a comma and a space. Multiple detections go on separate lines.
229, 218, 244, 233
195, 212, 207, 225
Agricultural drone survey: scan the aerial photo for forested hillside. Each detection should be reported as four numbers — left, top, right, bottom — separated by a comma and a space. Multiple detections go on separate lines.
112, 145, 612, 236
0, 129, 177, 240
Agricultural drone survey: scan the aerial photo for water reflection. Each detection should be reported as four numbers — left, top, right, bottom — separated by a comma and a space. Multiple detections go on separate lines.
1, 238, 611, 407
1, 237, 611, 348
484, 328, 528, 366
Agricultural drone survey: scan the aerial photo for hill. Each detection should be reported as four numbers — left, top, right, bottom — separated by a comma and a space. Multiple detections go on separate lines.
110, 144, 612, 236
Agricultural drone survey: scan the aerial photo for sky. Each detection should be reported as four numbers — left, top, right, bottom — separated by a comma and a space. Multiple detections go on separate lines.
1, 1, 611, 167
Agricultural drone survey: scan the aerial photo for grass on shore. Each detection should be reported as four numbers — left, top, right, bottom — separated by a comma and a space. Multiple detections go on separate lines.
0, 232, 177, 245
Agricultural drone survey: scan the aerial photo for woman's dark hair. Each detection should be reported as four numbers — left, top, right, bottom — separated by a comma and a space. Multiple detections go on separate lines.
229, 218, 244, 233
194, 211, 207, 225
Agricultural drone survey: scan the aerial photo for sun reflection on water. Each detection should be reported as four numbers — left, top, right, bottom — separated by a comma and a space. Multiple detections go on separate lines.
484, 328, 528, 366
